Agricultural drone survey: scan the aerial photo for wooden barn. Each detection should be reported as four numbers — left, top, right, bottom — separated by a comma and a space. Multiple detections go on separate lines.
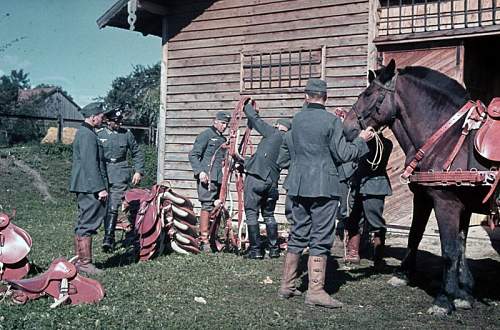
17, 87, 83, 128
98, 0, 500, 227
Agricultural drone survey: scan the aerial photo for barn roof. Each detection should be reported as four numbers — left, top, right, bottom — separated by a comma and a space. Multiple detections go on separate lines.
97, 0, 214, 39
18, 87, 81, 110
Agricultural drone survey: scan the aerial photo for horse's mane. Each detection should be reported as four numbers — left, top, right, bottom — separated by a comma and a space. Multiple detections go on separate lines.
397, 66, 469, 108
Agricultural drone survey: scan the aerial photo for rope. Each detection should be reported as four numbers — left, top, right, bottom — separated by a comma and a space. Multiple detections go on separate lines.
366, 128, 385, 171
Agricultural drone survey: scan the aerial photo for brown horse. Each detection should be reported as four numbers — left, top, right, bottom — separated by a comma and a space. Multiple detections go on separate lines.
343, 59, 496, 315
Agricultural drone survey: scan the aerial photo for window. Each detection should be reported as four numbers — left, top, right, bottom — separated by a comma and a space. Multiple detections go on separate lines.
240, 46, 326, 92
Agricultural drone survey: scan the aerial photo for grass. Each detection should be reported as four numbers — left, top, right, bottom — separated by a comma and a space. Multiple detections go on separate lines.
1, 144, 500, 329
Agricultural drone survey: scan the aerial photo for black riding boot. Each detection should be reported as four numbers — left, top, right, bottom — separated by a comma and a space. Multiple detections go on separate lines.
266, 222, 280, 258
102, 211, 118, 253
245, 224, 263, 259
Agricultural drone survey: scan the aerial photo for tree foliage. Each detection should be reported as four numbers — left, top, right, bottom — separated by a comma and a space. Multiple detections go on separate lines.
103, 63, 160, 126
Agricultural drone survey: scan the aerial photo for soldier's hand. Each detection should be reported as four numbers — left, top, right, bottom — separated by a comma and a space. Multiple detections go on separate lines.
359, 127, 375, 141
98, 190, 108, 202
132, 172, 142, 185
199, 171, 209, 184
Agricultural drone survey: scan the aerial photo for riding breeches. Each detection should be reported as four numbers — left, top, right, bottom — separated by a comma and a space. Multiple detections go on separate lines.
75, 192, 106, 236
243, 174, 279, 226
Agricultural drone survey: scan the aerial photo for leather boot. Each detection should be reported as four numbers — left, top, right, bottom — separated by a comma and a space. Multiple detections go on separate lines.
343, 230, 361, 264
244, 224, 264, 259
305, 256, 343, 308
102, 211, 118, 253
198, 210, 211, 253
278, 252, 302, 299
75, 236, 103, 275
372, 232, 386, 271
266, 222, 280, 258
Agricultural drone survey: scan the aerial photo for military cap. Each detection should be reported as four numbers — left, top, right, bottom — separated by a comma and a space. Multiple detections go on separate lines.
215, 111, 231, 123
275, 118, 292, 130
81, 102, 104, 118
305, 79, 327, 93
104, 107, 124, 122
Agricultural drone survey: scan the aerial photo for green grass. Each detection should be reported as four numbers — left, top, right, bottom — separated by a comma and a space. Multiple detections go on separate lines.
1, 144, 500, 329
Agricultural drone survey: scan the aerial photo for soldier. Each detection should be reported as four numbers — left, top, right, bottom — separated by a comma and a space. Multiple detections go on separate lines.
277, 79, 374, 308
70, 102, 108, 275
188, 111, 231, 252
97, 107, 145, 252
344, 133, 393, 270
242, 101, 291, 259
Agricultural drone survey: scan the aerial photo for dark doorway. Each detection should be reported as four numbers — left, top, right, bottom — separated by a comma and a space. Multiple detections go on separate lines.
464, 35, 500, 105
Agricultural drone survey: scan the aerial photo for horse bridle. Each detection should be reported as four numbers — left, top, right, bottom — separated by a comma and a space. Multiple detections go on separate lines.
352, 73, 398, 131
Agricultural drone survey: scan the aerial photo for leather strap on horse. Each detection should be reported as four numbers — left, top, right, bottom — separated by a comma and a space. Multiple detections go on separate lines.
401, 100, 476, 180
408, 170, 497, 186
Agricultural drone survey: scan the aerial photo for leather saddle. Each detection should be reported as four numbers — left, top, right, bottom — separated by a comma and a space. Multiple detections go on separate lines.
123, 182, 200, 260
475, 98, 500, 162
0, 212, 32, 281
6, 257, 105, 307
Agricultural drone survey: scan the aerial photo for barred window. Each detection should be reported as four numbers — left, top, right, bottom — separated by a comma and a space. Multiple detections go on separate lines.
240, 46, 326, 92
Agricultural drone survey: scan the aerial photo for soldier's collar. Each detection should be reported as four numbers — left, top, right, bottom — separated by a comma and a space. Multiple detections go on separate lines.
210, 126, 222, 136
82, 122, 96, 132
305, 103, 325, 110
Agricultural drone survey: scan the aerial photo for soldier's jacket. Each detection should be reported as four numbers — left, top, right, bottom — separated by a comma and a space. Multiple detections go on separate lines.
70, 122, 108, 193
352, 134, 393, 196
97, 126, 145, 184
243, 103, 284, 183
283, 102, 369, 198
277, 130, 295, 189
188, 126, 227, 183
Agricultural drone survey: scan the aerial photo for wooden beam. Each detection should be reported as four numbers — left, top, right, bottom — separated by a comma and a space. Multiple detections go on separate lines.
138, 0, 168, 16
157, 16, 168, 183
367, 0, 380, 71
375, 24, 500, 45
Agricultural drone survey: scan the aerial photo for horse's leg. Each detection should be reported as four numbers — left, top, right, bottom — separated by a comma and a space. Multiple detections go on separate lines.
428, 192, 463, 316
454, 209, 474, 309
389, 190, 432, 287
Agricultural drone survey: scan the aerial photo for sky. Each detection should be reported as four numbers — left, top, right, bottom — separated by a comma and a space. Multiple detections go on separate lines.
0, 0, 160, 107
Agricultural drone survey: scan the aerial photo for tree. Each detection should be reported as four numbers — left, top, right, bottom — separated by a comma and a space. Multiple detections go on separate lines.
103, 63, 160, 126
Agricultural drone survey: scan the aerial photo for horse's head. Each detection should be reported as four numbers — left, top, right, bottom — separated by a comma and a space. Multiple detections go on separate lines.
344, 59, 398, 139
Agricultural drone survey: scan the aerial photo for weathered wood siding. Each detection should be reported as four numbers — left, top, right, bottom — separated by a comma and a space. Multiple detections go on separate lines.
162, 0, 370, 220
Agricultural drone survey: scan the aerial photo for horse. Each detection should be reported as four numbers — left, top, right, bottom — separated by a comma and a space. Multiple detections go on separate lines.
343, 59, 497, 315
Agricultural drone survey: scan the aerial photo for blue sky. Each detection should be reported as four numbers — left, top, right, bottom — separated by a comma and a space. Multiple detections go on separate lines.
0, 0, 160, 107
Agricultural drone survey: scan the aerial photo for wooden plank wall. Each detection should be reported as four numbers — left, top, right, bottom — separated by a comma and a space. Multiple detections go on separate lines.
163, 0, 370, 221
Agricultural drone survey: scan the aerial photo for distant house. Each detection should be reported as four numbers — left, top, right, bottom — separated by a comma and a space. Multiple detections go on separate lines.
17, 87, 83, 128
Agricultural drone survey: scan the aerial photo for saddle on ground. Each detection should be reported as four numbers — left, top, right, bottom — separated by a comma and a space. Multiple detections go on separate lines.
0, 212, 32, 281
475, 97, 500, 162
6, 257, 105, 307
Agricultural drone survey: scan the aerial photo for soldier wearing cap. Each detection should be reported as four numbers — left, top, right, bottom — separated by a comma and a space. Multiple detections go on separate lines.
70, 102, 108, 275
242, 101, 291, 259
188, 111, 231, 252
96, 107, 145, 252
277, 79, 374, 308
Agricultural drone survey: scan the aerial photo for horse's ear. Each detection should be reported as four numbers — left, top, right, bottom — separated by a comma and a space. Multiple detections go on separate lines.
368, 70, 376, 83
386, 59, 396, 74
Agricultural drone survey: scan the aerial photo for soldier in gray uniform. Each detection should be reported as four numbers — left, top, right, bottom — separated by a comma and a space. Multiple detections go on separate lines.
188, 111, 231, 252
344, 133, 393, 270
97, 108, 145, 252
277, 79, 373, 309
70, 102, 108, 275
242, 101, 291, 259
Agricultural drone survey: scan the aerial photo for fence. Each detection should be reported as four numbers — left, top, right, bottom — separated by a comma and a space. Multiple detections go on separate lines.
379, 0, 499, 36
0, 113, 157, 145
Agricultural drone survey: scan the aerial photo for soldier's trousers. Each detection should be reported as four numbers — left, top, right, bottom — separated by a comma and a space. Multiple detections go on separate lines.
75, 192, 107, 237
346, 194, 386, 234
243, 174, 278, 226
287, 196, 339, 256
108, 182, 128, 213
197, 180, 221, 212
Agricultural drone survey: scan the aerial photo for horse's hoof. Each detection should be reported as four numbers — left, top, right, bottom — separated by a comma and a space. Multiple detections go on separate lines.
388, 276, 407, 287
453, 299, 473, 310
427, 305, 451, 316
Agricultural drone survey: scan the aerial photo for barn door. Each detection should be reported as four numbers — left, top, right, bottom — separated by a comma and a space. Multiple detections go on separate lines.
381, 45, 464, 83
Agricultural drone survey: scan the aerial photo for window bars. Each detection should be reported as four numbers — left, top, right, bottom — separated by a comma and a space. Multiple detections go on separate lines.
379, 0, 499, 36
240, 47, 325, 92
